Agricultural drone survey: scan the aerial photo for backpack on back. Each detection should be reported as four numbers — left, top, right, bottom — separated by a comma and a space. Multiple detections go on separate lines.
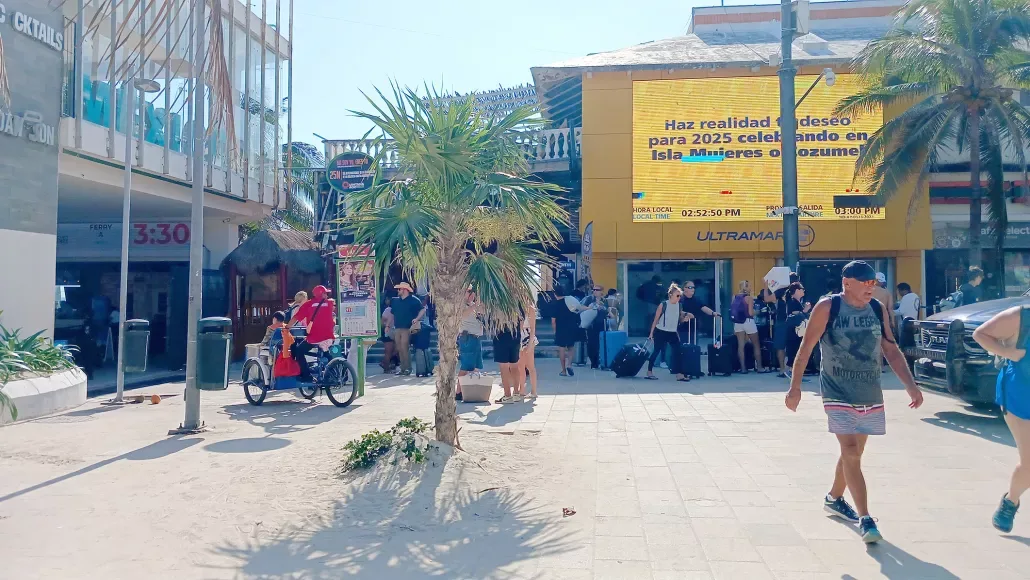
730, 294, 749, 324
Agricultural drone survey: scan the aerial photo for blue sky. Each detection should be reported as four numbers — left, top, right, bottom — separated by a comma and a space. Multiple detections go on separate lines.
290, 0, 774, 149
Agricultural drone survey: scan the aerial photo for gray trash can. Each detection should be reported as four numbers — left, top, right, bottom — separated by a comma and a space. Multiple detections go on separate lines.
123, 319, 150, 373
197, 317, 232, 391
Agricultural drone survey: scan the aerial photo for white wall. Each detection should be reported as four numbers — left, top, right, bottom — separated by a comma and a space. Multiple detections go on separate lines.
0, 229, 56, 338
203, 220, 239, 268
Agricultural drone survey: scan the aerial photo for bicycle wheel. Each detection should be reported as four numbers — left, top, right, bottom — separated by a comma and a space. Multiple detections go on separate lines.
297, 383, 318, 400
242, 360, 268, 406
323, 358, 357, 407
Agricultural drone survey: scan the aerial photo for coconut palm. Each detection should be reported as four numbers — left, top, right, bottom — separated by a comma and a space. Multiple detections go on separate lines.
346, 83, 567, 445
281, 141, 322, 229
836, 0, 1030, 264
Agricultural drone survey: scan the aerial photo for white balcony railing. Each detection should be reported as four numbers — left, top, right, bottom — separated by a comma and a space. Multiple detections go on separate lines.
325, 126, 582, 170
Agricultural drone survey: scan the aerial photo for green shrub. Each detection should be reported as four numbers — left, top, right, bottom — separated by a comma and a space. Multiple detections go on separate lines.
0, 311, 80, 422
343, 417, 431, 470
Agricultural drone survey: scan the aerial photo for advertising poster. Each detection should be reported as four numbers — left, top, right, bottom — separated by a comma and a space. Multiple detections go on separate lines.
632, 74, 885, 222
336, 245, 379, 338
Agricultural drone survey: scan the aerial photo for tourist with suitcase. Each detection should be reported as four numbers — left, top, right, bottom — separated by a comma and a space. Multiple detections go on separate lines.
645, 284, 691, 382
679, 317, 703, 379
731, 280, 770, 374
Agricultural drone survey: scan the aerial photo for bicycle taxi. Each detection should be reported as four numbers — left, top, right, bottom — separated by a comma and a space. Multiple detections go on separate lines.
241, 327, 357, 407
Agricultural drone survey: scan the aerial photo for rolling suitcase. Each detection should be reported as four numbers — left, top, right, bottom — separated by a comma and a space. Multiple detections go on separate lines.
761, 339, 776, 370
415, 349, 433, 377
679, 318, 703, 378
707, 319, 736, 377
612, 342, 650, 378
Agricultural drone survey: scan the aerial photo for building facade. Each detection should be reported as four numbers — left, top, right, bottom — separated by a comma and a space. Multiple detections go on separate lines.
0, 0, 65, 340
0, 0, 294, 371
532, 0, 933, 336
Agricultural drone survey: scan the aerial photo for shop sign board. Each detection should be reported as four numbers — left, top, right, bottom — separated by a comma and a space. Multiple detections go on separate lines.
335, 244, 379, 338
933, 222, 1030, 249
699, 223, 816, 247
326, 152, 374, 194
0, 3, 65, 52
57, 222, 191, 260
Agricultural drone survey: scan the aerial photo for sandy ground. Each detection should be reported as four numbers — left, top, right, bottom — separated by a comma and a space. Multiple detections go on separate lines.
2, 359, 1030, 579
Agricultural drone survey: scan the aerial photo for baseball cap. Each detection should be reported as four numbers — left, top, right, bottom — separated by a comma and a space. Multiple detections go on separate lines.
842, 261, 876, 282
312, 285, 331, 299
875, 272, 886, 284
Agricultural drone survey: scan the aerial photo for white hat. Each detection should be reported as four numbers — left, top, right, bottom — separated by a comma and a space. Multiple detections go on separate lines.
875, 272, 886, 284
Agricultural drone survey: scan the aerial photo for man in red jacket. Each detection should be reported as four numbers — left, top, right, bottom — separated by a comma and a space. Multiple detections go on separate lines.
288, 285, 336, 380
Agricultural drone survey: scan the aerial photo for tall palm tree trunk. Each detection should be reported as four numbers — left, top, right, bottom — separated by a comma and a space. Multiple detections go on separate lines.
968, 113, 983, 267
431, 235, 465, 445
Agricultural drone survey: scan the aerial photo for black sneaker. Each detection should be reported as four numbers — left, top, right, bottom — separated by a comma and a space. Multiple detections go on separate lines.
455, 392, 463, 402
824, 494, 860, 523
567, 367, 575, 377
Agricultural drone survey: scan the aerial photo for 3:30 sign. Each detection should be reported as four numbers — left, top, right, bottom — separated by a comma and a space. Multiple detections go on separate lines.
132, 223, 190, 245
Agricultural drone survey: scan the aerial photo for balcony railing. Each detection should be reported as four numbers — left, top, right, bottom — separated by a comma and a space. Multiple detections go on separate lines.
324, 127, 582, 170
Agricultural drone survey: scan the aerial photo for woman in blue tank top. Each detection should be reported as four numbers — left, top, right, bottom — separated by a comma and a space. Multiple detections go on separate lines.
973, 306, 1030, 533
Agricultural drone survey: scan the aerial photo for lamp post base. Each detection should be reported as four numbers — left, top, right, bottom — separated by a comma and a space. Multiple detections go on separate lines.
168, 421, 211, 436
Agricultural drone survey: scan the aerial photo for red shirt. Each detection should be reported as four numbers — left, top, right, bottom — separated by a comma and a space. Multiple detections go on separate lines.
295, 299, 336, 343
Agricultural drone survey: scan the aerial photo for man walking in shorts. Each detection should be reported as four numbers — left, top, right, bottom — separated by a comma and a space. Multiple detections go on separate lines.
785, 261, 923, 543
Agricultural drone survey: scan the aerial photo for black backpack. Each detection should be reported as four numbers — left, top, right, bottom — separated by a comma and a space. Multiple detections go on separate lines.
822, 294, 892, 344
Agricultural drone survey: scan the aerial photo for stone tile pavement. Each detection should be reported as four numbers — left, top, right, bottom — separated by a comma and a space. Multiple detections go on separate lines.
0, 359, 1027, 579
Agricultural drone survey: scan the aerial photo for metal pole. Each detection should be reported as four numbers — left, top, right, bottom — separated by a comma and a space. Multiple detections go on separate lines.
73, 0, 84, 148
779, 0, 800, 271
182, 0, 207, 431
115, 78, 137, 404
285, 0, 294, 211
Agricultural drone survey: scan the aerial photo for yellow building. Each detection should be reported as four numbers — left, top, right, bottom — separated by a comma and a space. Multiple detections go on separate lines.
533, 0, 930, 336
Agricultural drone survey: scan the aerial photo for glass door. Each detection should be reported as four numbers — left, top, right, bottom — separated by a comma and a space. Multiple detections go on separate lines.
622, 260, 717, 338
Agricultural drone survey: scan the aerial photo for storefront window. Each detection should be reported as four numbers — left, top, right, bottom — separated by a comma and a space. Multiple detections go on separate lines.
1005, 252, 1030, 296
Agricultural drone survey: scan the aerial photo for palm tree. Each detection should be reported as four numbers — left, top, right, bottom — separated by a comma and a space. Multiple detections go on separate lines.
281, 141, 323, 229
346, 84, 567, 445
835, 0, 1030, 265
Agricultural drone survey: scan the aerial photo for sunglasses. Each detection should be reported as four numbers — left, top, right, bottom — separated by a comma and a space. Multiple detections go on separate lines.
853, 279, 879, 287
685, 286, 695, 290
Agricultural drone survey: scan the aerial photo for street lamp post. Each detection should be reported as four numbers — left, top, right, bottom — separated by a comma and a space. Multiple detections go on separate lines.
114, 76, 160, 404
180, 0, 207, 431
778, 0, 800, 273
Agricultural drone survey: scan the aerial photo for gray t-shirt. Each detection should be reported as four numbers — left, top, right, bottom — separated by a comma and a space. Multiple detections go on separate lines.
819, 298, 884, 406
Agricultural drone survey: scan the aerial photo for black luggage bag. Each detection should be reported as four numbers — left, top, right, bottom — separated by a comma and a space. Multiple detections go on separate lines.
612, 342, 649, 378
707, 319, 736, 376
679, 318, 703, 378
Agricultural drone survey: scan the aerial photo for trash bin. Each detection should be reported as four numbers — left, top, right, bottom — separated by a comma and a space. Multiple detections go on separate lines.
197, 317, 232, 391
123, 319, 150, 373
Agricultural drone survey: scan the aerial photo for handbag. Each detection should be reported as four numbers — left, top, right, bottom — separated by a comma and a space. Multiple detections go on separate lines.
795, 318, 808, 338
579, 307, 599, 329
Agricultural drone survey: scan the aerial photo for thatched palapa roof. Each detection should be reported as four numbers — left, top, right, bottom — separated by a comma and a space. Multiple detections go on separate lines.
221, 230, 325, 276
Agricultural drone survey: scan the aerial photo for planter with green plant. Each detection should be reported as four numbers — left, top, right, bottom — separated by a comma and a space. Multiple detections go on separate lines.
0, 311, 79, 423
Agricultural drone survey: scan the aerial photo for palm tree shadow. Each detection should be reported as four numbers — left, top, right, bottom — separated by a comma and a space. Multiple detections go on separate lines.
921, 410, 1014, 447
212, 445, 577, 579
